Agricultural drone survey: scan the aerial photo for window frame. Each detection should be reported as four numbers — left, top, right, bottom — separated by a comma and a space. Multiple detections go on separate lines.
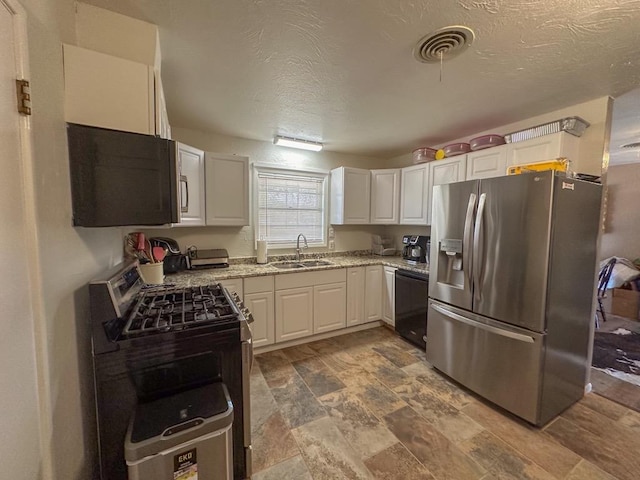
252, 163, 330, 249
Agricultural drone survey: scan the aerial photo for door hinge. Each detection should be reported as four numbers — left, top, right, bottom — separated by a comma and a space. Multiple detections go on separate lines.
15, 79, 31, 115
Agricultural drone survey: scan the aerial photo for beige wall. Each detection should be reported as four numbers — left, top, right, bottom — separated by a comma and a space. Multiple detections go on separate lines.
389, 97, 613, 176
18, 0, 124, 478
600, 163, 640, 261
140, 128, 391, 257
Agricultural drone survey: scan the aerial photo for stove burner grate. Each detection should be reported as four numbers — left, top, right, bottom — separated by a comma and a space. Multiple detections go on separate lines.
122, 284, 240, 337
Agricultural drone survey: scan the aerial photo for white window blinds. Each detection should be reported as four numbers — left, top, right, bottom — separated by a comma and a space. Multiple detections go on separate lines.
256, 169, 327, 247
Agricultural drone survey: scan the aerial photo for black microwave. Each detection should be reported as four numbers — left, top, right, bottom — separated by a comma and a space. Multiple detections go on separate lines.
67, 123, 179, 227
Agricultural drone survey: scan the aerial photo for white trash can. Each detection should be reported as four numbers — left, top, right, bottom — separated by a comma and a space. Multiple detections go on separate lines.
125, 382, 233, 480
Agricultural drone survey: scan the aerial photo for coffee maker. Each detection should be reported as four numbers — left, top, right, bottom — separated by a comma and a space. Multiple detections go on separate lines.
401, 235, 430, 264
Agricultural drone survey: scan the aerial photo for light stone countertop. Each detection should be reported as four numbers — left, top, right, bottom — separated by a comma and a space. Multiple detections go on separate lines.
165, 255, 428, 287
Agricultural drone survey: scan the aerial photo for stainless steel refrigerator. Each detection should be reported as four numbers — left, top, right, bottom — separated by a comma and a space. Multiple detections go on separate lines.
427, 170, 602, 426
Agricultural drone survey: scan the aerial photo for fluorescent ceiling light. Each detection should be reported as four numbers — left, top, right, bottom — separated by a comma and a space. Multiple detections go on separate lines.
274, 136, 323, 152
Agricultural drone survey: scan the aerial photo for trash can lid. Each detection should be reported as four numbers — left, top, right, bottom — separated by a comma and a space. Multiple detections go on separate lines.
129, 381, 232, 444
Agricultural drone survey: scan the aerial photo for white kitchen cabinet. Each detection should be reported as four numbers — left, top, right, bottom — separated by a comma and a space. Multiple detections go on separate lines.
274, 269, 346, 343
466, 145, 508, 180
63, 44, 169, 138
427, 156, 467, 224
313, 282, 347, 334
382, 266, 397, 326
244, 276, 275, 348
75, 2, 160, 68
275, 287, 314, 342
506, 132, 580, 167
330, 167, 371, 224
174, 143, 205, 227
205, 153, 250, 226
346, 267, 366, 326
370, 169, 400, 224
155, 76, 171, 140
365, 265, 383, 322
218, 278, 243, 300
399, 163, 430, 225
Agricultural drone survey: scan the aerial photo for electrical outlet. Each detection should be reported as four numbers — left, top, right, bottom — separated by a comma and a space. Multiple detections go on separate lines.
328, 240, 335, 250
328, 227, 335, 239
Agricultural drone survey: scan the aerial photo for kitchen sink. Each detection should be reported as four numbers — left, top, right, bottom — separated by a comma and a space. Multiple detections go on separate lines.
299, 260, 332, 267
272, 260, 333, 269
272, 262, 305, 269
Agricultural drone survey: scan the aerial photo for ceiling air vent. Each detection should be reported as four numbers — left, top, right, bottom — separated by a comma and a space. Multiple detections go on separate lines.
414, 26, 475, 63
621, 142, 640, 149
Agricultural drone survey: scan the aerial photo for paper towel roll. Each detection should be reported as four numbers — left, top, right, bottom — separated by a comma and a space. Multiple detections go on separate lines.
256, 240, 268, 264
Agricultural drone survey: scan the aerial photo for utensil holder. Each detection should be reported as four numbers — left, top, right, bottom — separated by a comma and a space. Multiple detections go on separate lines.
139, 262, 164, 284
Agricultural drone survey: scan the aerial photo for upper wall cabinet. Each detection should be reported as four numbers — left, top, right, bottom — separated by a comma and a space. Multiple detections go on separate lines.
330, 167, 371, 225
467, 145, 508, 180
205, 153, 250, 226
75, 2, 160, 68
466, 132, 580, 180
427, 156, 466, 224
63, 44, 170, 138
174, 143, 205, 227
507, 132, 580, 167
400, 164, 430, 225
370, 169, 400, 225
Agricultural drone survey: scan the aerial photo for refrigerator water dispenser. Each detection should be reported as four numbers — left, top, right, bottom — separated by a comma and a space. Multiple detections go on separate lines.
439, 238, 463, 285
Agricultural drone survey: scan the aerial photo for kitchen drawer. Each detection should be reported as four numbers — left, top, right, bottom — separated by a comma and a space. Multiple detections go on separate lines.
244, 275, 274, 294
275, 269, 346, 290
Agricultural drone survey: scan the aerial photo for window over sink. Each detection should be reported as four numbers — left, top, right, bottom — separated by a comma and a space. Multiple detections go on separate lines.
254, 165, 328, 248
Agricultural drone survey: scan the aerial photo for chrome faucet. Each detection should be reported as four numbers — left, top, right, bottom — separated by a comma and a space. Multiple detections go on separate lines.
296, 233, 308, 262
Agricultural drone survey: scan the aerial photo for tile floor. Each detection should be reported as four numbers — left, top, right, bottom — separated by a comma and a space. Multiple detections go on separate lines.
250, 326, 640, 480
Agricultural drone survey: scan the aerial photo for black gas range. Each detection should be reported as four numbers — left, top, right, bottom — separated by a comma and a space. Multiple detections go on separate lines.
89, 260, 252, 480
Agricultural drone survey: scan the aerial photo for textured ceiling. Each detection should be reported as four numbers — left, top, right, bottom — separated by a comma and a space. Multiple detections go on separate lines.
82, 0, 640, 162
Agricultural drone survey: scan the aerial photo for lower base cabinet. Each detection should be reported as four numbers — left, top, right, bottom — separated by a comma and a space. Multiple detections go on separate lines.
275, 286, 314, 342
314, 282, 347, 334
382, 266, 397, 326
239, 266, 386, 349
347, 267, 366, 326
275, 269, 347, 343
365, 265, 383, 322
242, 276, 275, 348
218, 278, 243, 300
245, 291, 275, 347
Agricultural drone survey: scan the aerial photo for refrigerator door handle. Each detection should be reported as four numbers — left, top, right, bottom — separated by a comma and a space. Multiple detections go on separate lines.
431, 302, 535, 343
463, 193, 477, 286
473, 193, 487, 302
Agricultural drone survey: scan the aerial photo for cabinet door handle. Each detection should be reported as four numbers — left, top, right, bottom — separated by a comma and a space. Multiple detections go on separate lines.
180, 175, 189, 213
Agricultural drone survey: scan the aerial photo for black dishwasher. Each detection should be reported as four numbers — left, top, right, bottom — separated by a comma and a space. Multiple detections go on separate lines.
395, 269, 429, 349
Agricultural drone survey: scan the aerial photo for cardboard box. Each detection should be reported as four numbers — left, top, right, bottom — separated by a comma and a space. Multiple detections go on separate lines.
608, 288, 640, 320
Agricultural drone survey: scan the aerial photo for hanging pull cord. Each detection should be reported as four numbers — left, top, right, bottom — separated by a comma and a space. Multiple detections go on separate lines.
439, 50, 444, 83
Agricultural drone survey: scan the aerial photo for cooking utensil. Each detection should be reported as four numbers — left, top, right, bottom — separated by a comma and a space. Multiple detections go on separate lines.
145, 239, 154, 263
125, 234, 150, 263
136, 232, 146, 252
152, 247, 167, 263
